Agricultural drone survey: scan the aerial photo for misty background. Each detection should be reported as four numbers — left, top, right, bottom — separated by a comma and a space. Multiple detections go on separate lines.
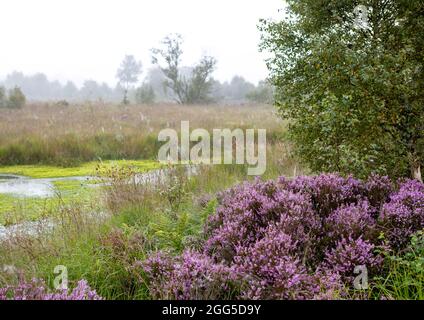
0, 0, 284, 104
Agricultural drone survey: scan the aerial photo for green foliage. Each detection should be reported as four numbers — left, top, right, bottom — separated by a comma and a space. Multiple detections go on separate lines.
0, 133, 163, 167
0, 87, 6, 108
373, 231, 424, 300
135, 83, 155, 104
260, 0, 424, 180
151, 34, 217, 104
246, 80, 274, 104
0, 87, 26, 109
159, 165, 189, 212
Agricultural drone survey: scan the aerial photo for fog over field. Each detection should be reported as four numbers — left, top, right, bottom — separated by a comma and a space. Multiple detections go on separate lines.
0, 0, 283, 87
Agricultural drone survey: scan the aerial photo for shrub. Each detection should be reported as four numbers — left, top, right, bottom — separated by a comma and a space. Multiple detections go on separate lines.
322, 237, 383, 282
323, 201, 376, 242
140, 173, 424, 300
233, 228, 317, 299
0, 86, 6, 108
260, 0, 424, 181
135, 84, 155, 105
378, 180, 424, 248
7, 87, 26, 109
140, 251, 240, 300
0, 279, 102, 300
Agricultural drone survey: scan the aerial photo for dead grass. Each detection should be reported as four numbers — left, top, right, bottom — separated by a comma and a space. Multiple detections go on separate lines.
0, 102, 285, 166
0, 103, 282, 140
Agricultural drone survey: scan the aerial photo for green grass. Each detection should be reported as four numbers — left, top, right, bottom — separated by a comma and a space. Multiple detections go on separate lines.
371, 231, 424, 300
0, 160, 161, 178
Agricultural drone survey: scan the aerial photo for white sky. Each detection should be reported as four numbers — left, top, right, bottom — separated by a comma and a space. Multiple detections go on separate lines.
0, 0, 285, 87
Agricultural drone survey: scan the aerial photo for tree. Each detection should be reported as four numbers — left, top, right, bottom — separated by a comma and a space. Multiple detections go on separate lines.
228, 76, 255, 101
80, 80, 101, 101
63, 81, 79, 100
0, 86, 6, 108
116, 55, 142, 105
246, 80, 274, 104
146, 67, 168, 101
151, 34, 217, 104
135, 83, 156, 105
7, 87, 26, 109
260, 0, 424, 181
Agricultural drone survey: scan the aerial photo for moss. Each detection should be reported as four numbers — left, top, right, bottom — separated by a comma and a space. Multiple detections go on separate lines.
0, 160, 161, 224
0, 160, 161, 178
0, 185, 99, 225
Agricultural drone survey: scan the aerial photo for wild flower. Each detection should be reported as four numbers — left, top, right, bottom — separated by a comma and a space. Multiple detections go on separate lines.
0, 279, 102, 300
378, 180, 424, 249
140, 250, 240, 300
322, 237, 383, 282
233, 228, 317, 299
138, 174, 424, 299
324, 201, 376, 242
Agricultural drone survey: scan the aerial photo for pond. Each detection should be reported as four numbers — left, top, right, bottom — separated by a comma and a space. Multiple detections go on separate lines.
0, 166, 198, 241
0, 174, 93, 198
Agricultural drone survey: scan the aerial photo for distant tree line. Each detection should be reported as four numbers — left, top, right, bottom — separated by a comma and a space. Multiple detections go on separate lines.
0, 35, 273, 106
0, 69, 272, 105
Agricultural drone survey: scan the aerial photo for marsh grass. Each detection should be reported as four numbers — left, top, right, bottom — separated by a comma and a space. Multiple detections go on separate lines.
0, 103, 283, 166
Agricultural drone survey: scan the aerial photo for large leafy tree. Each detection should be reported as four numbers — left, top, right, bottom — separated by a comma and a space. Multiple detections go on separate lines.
260, 0, 423, 181
151, 34, 217, 104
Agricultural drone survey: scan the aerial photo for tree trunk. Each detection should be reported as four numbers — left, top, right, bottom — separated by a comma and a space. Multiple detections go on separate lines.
407, 150, 422, 182
412, 163, 422, 182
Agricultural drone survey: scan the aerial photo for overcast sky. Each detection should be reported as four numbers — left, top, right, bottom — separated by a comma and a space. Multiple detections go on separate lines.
0, 0, 285, 87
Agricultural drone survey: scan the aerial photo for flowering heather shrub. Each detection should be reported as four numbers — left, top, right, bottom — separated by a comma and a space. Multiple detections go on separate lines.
322, 237, 383, 282
141, 251, 240, 300
324, 201, 376, 242
233, 228, 317, 299
140, 174, 424, 300
364, 174, 394, 211
205, 179, 320, 263
281, 174, 365, 217
379, 179, 424, 248
0, 279, 102, 300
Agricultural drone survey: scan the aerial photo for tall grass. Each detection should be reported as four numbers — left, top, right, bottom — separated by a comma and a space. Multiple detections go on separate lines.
371, 231, 424, 300
0, 102, 283, 166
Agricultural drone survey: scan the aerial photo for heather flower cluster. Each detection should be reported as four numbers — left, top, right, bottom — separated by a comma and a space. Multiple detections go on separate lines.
140, 173, 424, 300
139, 250, 240, 300
0, 279, 102, 300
